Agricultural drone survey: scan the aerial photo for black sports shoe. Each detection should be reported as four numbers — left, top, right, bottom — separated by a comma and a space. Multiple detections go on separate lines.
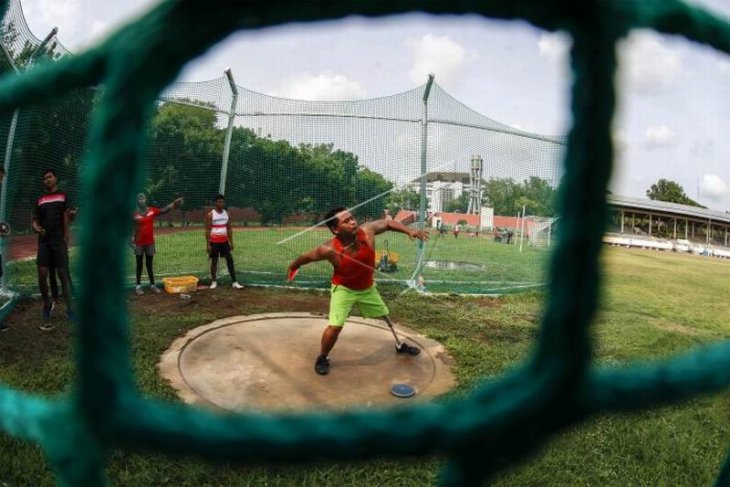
396, 342, 421, 356
314, 355, 330, 375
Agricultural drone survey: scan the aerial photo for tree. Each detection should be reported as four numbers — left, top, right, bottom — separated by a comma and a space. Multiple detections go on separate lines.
146, 102, 224, 208
444, 192, 469, 213
483, 177, 557, 217
646, 178, 705, 208
354, 168, 392, 221
386, 187, 420, 213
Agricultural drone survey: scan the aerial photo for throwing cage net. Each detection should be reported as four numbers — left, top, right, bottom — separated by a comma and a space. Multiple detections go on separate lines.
0, 0, 729, 486
0, 0, 565, 297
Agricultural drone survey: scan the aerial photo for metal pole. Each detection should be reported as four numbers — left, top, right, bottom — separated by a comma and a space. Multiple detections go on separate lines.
519, 205, 526, 252
620, 210, 624, 233
547, 219, 552, 247
419, 74, 435, 230
649, 214, 652, 237
406, 74, 434, 291
219, 68, 239, 195
0, 27, 58, 287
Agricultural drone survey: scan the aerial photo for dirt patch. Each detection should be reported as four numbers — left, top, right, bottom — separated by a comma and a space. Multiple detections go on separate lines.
130, 286, 330, 319
0, 286, 332, 366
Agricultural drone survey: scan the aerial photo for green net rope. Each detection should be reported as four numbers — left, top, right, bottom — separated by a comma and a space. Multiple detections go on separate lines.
0, 1, 729, 485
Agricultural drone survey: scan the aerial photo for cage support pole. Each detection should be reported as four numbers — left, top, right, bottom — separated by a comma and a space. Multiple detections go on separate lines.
219, 68, 239, 195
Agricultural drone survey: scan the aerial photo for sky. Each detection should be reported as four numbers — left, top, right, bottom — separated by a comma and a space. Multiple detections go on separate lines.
18, 0, 730, 211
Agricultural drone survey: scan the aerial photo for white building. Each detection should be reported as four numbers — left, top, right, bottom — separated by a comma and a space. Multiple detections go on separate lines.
406, 171, 472, 213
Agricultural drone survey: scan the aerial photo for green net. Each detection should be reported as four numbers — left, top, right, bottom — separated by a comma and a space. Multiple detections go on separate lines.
0, 0, 568, 297
0, 0, 729, 486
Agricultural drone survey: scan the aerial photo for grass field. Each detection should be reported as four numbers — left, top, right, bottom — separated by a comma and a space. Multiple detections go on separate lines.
0, 245, 729, 485
5, 227, 551, 294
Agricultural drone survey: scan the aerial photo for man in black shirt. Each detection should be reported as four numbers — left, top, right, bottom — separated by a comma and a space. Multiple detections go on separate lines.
32, 169, 73, 330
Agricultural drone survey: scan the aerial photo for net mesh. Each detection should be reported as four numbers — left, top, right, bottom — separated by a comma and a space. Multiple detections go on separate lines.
0, 0, 729, 486
0, 0, 568, 296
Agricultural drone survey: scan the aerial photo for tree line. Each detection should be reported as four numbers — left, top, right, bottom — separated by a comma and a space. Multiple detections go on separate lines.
386, 176, 558, 217
146, 102, 392, 224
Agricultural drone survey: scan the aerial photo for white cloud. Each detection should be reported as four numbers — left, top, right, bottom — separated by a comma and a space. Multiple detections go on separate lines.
268, 73, 367, 101
620, 31, 681, 94
25, 0, 83, 48
718, 58, 730, 76
644, 125, 677, 148
407, 34, 469, 87
537, 32, 570, 64
89, 20, 109, 43
700, 174, 728, 199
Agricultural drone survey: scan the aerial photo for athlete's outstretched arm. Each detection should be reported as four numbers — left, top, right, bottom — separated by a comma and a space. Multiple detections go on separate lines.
288, 244, 332, 272
159, 197, 183, 215
363, 219, 429, 242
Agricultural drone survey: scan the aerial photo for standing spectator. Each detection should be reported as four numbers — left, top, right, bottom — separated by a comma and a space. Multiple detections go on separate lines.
32, 169, 73, 330
133, 193, 183, 295
49, 206, 78, 307
206, 194, 244, 289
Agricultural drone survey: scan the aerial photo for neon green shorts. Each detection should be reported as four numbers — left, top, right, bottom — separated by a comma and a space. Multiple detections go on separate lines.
328, 284, 389, 327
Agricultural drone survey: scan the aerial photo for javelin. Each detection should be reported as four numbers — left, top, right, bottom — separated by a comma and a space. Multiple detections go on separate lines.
276, 159, 457, 246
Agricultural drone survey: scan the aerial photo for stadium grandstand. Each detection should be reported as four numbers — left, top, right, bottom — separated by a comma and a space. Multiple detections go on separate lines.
605, 194, 730, 258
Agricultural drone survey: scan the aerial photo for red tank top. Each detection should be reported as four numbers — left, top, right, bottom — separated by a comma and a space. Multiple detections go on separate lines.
331, 229, 374, 290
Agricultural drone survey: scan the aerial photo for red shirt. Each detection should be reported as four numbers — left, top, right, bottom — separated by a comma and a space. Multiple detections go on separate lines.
133, 207, 162, 246
331, 229, 375, 290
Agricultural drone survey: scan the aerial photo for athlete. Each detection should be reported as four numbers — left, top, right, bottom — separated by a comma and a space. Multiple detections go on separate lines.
132, 193, 183, 295
32, 169, 73, 330
206, 194, 244, 289
287, 206, 428, 375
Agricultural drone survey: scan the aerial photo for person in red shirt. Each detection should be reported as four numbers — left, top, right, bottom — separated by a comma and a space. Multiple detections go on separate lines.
287, 206, 428, 375
132, 193, 183, 295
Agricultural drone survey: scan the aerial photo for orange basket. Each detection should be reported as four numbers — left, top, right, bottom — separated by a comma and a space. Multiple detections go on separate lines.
163, 276, 198, 294
374, 250, 399, 264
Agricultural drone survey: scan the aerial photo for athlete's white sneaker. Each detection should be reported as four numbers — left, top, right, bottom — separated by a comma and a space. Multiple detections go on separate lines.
135, 285, 144, 296
232, 282, 244, 289
150, 284, 162, 294
209, 281, 217, 289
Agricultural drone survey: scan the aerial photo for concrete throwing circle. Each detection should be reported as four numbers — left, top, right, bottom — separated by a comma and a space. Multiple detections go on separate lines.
159, 312, 456, 413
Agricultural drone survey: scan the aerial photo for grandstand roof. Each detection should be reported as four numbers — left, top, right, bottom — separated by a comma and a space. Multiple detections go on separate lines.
608, 194, 730, 225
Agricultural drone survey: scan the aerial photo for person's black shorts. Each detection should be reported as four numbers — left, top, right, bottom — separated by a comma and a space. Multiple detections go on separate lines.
37, 239, 69, 269
209, 242, 231, 261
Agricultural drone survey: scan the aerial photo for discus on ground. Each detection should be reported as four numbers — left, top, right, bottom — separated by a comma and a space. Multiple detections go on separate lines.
0, 221, 10, 236
390, 383, 416, 398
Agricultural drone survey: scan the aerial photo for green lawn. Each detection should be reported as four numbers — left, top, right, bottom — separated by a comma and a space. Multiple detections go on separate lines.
0, 246, 729, 485
5, 227, 551, 295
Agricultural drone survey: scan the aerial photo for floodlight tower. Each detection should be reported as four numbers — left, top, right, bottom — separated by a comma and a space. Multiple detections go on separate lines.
468, 154, 483, 214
